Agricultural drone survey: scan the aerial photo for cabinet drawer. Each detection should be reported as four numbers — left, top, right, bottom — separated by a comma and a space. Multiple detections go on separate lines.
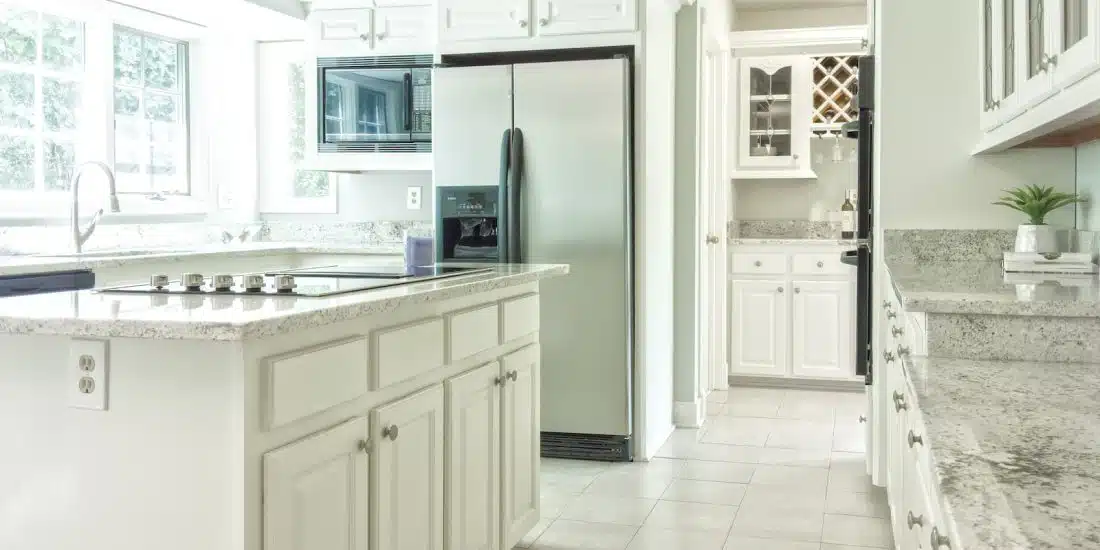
263, 336, 369, 429
791, 253, 851, 275
372, 317, 445, 390
447, 303, 500, 362
731, 253, 787, 274
501, 293, 540, 342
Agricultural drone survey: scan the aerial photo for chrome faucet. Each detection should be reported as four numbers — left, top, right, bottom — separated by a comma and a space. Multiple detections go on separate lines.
71, 161, 120, 253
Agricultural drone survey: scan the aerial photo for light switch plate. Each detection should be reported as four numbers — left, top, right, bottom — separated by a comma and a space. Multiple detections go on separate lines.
407, 186, 422, 210
68, 339, 109, 410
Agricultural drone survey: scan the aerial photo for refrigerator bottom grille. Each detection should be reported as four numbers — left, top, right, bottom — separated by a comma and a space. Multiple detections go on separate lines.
540, 432, 632, 462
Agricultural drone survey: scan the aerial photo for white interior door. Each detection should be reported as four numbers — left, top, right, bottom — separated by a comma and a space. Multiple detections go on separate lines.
696, 49, 714, 402
709, 50, 730, 392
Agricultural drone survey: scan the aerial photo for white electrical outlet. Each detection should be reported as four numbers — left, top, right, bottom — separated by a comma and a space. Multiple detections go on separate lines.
68, 339, 109, 410
407, 186, 422, 210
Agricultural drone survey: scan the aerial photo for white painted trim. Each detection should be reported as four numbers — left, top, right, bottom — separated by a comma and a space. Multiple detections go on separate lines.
673, 400, 705, 428
666, 0, 697, 13
730, 25, 867, 57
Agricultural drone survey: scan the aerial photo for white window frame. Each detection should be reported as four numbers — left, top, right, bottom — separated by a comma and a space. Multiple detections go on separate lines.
0, 0, 209, 222
256, 40, 338, 214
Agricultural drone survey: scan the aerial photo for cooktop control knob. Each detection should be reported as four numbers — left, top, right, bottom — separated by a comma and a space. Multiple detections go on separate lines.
275, 274, 297, 293
150, 274, 169, 290
243, 274, 265, 292
213, 274, 235, 292
182, 273, 205, 291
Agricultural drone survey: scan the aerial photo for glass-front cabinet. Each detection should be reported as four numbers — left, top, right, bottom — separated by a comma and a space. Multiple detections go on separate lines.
736, 56, 812, 178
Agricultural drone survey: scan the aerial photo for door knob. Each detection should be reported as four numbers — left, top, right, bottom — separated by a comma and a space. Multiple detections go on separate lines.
706, 234, 720, 244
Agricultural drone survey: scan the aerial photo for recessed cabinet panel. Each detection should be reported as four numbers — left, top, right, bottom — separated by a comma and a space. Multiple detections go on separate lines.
1051, 0, 1100, 87
1017, 0, 1057, 107
500, 344, 540, 549
438, 0, 532, 41
791, 281, 853, 379
445, 362, 501, 550
730, 280, 788, 376
312, 8, 376, 53
374, 6, 435, 52
535, 0, 637, 36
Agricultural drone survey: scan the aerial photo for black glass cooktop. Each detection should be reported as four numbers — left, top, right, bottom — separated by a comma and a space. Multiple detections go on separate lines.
265, 265, 487, 279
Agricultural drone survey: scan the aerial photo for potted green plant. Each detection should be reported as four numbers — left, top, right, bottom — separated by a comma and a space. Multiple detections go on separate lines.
993, 185, 1083, 253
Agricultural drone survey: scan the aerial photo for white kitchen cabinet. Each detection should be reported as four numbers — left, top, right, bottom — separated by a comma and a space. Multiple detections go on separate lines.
791, 280, 853, 379
734, 56, 813, 179
373, 5, 435, 53
438, 0, 532, 41
445, 362, 502, 550
534, 0, 637, 36
1050, 0, 1100, 87
263, 417, 371, 550
500, 344, 540, 549
730, 280, 789, 376
310, 8, 376, 53
372, 385, 445, 550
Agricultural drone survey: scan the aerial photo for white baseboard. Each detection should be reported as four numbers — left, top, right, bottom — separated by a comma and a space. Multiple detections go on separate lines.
673, 399, 705, 428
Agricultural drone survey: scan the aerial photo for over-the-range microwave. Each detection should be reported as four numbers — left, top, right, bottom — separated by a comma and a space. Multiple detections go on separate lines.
314, 54, 432, 155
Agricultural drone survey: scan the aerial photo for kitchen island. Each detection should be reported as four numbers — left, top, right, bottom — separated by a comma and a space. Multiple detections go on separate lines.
0, 264, 567, 550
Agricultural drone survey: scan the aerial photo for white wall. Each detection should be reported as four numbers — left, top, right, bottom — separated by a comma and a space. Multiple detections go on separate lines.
735, 139, 858, 219
878, 0, 1076, 229
735, 4, 864, 30
261, 172, 434, 222
1075, 141, 1100, 232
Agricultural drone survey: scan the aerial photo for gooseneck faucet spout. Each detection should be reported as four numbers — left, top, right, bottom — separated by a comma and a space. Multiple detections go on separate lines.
71, 161, 120, 254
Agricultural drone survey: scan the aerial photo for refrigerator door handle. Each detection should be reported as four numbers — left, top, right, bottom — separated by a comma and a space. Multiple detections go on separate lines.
509, 127, 525, 263
499, 128, 512, 262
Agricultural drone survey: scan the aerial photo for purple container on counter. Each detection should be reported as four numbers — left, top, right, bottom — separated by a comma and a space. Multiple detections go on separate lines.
404, 235, 435, 272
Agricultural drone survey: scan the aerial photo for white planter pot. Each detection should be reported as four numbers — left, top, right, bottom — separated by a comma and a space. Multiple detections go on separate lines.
1015, 224, 1059, 253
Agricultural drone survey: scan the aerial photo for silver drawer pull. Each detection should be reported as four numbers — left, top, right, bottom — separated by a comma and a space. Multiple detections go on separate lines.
907, 511, 924, 529
930, 527, 951, 548
382, 424, 399, 441
908, 430, 923, 448
886, 311, 897, 319
754, 260, 762, 267
891, 326, 904, 337
893, 391, 908, 412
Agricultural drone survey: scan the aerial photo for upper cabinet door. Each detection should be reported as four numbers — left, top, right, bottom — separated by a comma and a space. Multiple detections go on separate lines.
1016, 0, 1058, 107
444, 362, 502, 550
738, 56, 812, 173
311, 8, 376, 55
500, 344, 541, 550
372, 385, 445, 550
438, 0, 532, 41
534, 0, 638, 36
729, 280, 789, 377
791, 280, 854, 380
1050, 0, 1100, 86
981, 0, 1005, 130
373, 5, 435, 53
263, 417, 370, 550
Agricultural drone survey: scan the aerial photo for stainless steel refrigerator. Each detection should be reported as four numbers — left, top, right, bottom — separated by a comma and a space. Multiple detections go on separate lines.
433, 55, 634, 461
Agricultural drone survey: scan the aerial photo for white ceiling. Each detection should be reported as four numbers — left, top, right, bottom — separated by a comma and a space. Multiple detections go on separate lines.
735, 0, 864, 10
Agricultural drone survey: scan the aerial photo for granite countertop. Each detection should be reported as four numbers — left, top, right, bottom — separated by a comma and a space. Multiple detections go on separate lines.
731, 238, 861, 246
886, 260, 1100, 317
0, 264, 568, 341
0, 242, 403, 277
904, 355, 1100, 550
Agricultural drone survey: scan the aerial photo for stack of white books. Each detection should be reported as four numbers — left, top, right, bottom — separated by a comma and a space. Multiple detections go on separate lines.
1002, 252, 1098, 274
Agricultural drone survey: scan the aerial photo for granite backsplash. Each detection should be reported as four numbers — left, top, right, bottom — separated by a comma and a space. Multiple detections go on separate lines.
737, 219, 842, 239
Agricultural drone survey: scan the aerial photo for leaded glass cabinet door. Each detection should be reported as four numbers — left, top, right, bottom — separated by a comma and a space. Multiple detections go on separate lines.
738, 56, 811, 171
1050, 0, 1099, 87
1016, 0, 1058, 107
981, 0, 1005, 130
998, 0, 1024, 122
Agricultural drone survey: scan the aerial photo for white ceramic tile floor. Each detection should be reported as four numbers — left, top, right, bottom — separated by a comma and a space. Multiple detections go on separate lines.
519, 387, 891, 550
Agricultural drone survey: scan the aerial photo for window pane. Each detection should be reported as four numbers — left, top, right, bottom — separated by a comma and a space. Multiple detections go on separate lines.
114, 30, 142, 86
0, 8, 37, 66
0, 71, 34, 129
44, 139, 75, 190
0, 135, 34, 190
41, 13, 82, 71
114, 87, 139, 115
143, 90, 178, 122
289, 62, 329, 198
43, 77, 80, 131
143, 37, 180, 91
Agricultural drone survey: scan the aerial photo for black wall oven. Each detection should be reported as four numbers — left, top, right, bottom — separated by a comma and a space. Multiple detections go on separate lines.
317, 54, 432, 153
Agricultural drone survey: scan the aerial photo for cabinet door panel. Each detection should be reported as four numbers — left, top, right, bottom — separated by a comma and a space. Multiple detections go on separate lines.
535, 0, 637, 35
791, 280, 854, 379
438, 0, 531, 41
374, 5, 435, 52
264, 417, 370, 550
737, 56, 811, 173
1017, 0, 1057, 107
311, 8, 375, 55
730, 280, 788, 376
501, 344, 540, 549
445, 362, 502, 550
1051, 0, 1100, 86
372, 385, 445, 550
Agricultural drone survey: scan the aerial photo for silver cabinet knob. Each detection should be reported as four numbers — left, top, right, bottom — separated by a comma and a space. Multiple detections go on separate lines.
893, 391, 908, 412
706, 234, 720, 244
507, 370, 518, 382
376, 32, 387, 41
891, 326, 904, 337
897, 345, 911, 357
817, 261, 824, 268
794, 287, 801, 294
382, 424, 399, 441
907, 511, 924, 529
908, 430, 924, 448
359, 33, 371, 41
886, 311, 897, 319
539, 17, 549, 26
882, 301, 892, 310
777, 286, 784, 293
930, 527, 951, 548
518, 19, 528, 27
883, 351, 896, 363
859, 415, 867, 423
357, 439, 371, 453
494, 375, 506, 386
754, 260, 762, 267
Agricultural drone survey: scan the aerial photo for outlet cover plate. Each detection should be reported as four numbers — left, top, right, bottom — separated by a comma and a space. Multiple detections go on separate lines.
68, 339, 109, 410
407, 186, 422, 210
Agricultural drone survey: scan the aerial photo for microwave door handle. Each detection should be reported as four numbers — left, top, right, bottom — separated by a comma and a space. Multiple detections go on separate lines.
498, 128, 512, 262
403, 72, 413, 132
